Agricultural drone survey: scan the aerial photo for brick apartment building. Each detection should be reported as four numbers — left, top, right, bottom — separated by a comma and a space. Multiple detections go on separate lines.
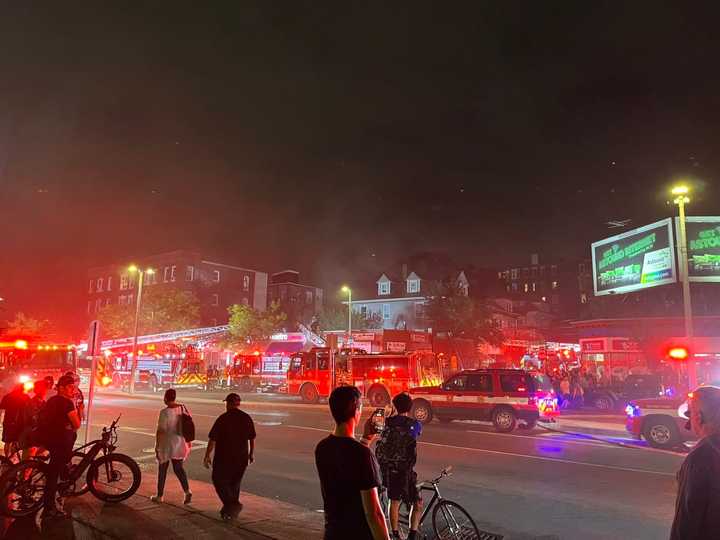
266, 270, 323, 329
86, 250, 268, 328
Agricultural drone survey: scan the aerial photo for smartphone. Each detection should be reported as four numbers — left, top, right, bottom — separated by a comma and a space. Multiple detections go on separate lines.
371, 407, 385, 433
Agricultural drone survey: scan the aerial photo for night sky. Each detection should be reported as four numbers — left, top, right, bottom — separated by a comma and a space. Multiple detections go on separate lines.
1, 2, 718, 334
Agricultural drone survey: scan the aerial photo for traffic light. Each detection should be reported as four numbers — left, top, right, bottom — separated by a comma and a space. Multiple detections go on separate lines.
667, 346, 690, 361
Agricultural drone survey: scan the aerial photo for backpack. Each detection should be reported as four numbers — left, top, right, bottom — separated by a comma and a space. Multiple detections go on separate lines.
179, 405, 195, 443
375, 417, 417, 471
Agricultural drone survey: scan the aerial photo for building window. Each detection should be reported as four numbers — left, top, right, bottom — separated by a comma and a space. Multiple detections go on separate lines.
95, 298, 102, 312
524, 283, 529, 293
88, 279, 95, 293
163, 266, 170, 282
378, 282, 390, 295
407, 279, 420, 294
213, 270, 221, 283
185, 266, 194, 282
129, 274, 136, 289
170, 265, 177, 282
382, 304, 391, 320
360, 305, 368, 317
105, 298, 112, 306
127, 294, 134, 305
146, 271, 157, 285
414, 302, 425, 319
243, 275, 250, 291
118, 295, 125, 305
107, 276, 112, 291
532, 282, 536, 292
120, 275, 129, 290
96, 277, 104, 292
552, 281, 559, 289
211, 293, 219, 306
305, 291, 313, 304
242, 297, 249, 306
510, 269, 518, 280
87, 301, 92, 314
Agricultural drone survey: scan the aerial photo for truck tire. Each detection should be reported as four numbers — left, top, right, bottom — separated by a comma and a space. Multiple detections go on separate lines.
492, 407, 517, 433
300, 383, 319, 404
593, 395, 614, 410
240, 377, 253, 393
642, 417, 681, 449
411, 399, 433, 424
367, 386, 390, 408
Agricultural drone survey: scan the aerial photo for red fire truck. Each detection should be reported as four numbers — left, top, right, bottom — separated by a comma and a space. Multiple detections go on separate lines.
285, 348, 446, 406
0, 339, 79, 393
226, 352, 293, 392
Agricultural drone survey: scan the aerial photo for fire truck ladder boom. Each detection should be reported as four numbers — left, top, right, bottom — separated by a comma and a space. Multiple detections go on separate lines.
101, 325, 231, 350
298, 323, 326, 347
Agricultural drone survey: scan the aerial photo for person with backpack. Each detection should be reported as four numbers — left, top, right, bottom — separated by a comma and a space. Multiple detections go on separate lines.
151, 388, 192, 504
0, 383, 30, 458
375, 393, 423, 540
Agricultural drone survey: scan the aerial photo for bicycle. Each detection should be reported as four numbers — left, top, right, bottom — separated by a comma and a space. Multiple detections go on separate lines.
382, 467, 499, 540
0, 415, 142, 517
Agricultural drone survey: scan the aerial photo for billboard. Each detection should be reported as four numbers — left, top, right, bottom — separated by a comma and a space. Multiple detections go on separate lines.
591, 218, 676, 296
677, 217, 720, 282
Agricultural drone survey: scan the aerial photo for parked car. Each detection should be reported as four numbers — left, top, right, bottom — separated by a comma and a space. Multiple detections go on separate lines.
408, 369, 558, 433
625, 396, 692, 449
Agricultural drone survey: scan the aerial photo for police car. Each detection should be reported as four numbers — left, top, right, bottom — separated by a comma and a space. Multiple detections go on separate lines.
408, 369, 558, 432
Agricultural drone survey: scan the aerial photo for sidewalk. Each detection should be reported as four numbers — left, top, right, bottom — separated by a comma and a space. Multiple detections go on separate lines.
4, 472, 324, 540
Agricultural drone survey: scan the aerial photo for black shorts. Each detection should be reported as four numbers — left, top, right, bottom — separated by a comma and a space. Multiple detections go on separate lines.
384, 468, 420, 504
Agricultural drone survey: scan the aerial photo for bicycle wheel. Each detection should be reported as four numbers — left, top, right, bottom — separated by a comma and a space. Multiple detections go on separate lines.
432, 500, 482, 540
0, 461, 48, 518
87, 453, 141, 503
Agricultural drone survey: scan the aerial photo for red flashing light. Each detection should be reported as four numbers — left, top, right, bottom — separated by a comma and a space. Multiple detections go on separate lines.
14, 340, 28, 350
253, 351, 261, 356
668, 347, 690, 361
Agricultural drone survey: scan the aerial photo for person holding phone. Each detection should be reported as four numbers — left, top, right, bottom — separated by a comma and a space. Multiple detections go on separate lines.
375, 393, 423, 540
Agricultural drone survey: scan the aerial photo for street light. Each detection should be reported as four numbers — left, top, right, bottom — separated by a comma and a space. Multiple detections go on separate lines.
341, 286, 352, 348
672, 183, 696, 388
127, 265, 154, 394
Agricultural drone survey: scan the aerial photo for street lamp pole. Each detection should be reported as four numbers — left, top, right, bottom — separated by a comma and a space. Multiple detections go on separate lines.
672, 185, 696, 388
128, 266, 152, 394
341, 286, 352, 348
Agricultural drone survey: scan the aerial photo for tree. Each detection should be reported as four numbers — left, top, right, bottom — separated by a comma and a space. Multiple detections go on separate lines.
4, 312, 49, 337
97, 289, 201, 338
424, 283, 503, 346
317, 305, 383, 332
226, 301, 286, 347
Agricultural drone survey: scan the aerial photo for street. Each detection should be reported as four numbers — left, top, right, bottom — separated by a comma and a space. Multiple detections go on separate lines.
84, 390, 682, 540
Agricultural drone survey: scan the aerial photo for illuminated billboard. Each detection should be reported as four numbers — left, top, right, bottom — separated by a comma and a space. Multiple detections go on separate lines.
677, 217, 720, 282
591, 218, 676, 296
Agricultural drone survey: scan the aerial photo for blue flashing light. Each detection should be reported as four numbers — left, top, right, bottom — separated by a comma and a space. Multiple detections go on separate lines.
625, 404, 641, 418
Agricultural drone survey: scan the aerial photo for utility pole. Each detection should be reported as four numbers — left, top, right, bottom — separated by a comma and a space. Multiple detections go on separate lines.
128, 266, 153, 394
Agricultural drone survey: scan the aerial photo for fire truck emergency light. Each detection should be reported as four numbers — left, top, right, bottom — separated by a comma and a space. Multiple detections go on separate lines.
667, 347, 690, 361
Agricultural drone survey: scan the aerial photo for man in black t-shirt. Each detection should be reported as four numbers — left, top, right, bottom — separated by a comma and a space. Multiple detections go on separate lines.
203, 392, 256, 520
0, 384, 30, 457
315, 386, 389, 540
38, 375, 81, 519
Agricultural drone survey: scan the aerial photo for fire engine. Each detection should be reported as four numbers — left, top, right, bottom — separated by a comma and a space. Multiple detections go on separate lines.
285, 348, 446, 406
106, 344, 207, 391
0, 339, 78, 393
225, 352, 294, 392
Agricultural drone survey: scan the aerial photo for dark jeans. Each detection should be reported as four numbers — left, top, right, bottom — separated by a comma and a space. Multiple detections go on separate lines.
212, 464, 247, 517
157, 459, 189, 496
43, 432, 76, 509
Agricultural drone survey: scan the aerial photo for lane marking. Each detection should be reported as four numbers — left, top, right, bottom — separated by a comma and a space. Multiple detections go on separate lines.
418, 441, 675, 476
465, 430, 647, 451
284, 424, 675, 476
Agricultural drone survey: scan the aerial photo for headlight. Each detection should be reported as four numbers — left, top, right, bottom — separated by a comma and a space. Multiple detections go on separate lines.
18, 375, 30, 384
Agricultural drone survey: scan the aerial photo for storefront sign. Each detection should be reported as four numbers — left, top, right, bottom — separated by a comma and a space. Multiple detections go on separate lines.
591, 219, 676, 296
677, 217, 720, 282
385, 341, 406, 352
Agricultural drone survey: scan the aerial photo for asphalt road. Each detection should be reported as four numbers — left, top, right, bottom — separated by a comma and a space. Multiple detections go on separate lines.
84, 390, 683, 540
